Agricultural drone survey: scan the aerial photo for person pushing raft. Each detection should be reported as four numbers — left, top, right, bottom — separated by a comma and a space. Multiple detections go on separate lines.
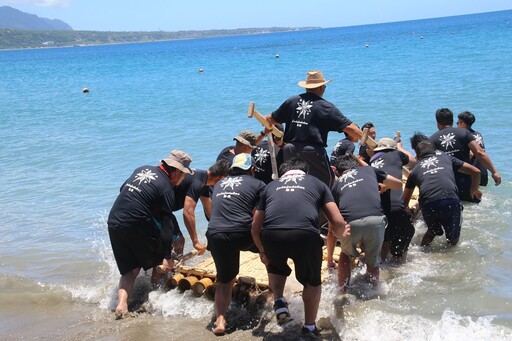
107, 150, 193, 319
206, 153, 265, 335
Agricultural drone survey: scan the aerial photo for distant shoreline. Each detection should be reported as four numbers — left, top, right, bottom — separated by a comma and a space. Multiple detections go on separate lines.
0, 27, 321, 51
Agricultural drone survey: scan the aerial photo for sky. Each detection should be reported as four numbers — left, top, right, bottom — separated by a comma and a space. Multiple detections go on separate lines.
1, 0, 512, 31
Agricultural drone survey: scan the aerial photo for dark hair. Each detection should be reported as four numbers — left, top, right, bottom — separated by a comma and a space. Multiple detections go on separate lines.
229, 167, 251, 176
415, 141, 436, 159
279, 157, 309, 176
362, 122, 374, 130
209, 160, 230, 177
410, 131, 429, 151
458, 111, 475, 128
435, 108, 453, 125
333, 155, 358, 173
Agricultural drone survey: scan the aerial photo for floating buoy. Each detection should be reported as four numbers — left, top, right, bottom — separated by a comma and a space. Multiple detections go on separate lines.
275, 54, 280, 58
199, 68, 204, 73
420, 35, 424, 40
365, 44, 369, 48
82, 87, 89, 93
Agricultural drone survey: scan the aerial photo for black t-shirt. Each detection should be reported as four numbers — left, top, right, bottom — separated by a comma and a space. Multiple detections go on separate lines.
370, 150, 409, 212
470, 129, 488, 186
330, 138, 355, 163
207, 174, 265, 235
216, 146, 235, 165
256, 171, 334, 233
358, 144, 372, 164
108, 165, 175, 228
331, 166, 386, 223
271, 92, 352, 147
429, 127, 476, 163
252, 140, 284, 184
172, 169, 210, 211
405, 151, 464, 206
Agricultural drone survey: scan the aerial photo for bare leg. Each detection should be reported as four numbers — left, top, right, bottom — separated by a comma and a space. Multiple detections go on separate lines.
337, 253, 351, 293
302, 284, 321, 325
150, 266, 163, 287
421, 229, 436, 246
366, 265, 380, 288
268, 273, 287, 299
213, 278, 235, 335
391, 251, 407, 265
115, 268, 141, 319
380, 241, 390, 262
172, 235, 185, 256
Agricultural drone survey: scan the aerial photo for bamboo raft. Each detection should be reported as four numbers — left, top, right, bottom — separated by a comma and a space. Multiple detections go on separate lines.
164, 171, 420, 301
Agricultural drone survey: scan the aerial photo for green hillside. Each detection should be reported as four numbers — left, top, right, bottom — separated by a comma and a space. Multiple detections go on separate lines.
0, 27, 318, 50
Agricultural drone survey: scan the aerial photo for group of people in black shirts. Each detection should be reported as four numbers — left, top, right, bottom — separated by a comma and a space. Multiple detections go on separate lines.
106, 70, 501, 337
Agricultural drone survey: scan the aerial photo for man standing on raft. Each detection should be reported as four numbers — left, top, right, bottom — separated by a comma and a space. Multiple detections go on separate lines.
265, 70, 362, 186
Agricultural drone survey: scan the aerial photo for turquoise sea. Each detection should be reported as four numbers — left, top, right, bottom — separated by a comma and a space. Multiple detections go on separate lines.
1, 10, 511, 340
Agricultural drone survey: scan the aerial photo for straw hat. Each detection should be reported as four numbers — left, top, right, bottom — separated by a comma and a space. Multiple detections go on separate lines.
161, 150, 193, 174
298, 70, 332, 89
373, 138, 397, 152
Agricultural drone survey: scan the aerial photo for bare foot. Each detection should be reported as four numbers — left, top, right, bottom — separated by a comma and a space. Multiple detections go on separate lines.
114, 305, 128, 320
213, 317, 226, 336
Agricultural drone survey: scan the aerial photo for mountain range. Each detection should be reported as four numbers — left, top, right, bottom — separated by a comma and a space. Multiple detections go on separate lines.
0, 6, 72, 30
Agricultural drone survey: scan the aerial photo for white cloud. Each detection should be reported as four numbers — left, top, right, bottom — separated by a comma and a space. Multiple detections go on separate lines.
3, 0, 69, 7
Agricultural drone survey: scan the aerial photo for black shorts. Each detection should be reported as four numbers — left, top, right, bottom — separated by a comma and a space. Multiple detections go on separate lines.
206, 231, 258, 283
283, 143, 334, 187
455, 173, 480, 203
108, 223, 164, 275
384, 209, 415, 257
261, 229, 324, 287
421, 198, 462, 243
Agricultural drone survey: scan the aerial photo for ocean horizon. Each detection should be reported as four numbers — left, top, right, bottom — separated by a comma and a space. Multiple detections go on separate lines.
1, 9, 511, 340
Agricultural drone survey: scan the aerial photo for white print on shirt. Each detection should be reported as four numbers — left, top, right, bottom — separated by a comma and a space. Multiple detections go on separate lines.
280, 173, 305, 185
338, 169, 362, 191
293, 99, 313, 127
339, 169, 358, 183
133, 169, 158, 185
220, 176, 243, 190
474, 133, 483, 147
420, 156, 444, 175
421, 156, 439, 169
439, 133, 456, 149
372, 159, 385, 169
254, 148, 269, 165
276, 173, 305, 192
296, 99, 313, 119
218, 176, 244, 198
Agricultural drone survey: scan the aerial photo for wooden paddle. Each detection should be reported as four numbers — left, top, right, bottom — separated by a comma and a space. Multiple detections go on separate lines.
248, 102, 283, 180
360, 127, 378, 150
247, 102, 283, 138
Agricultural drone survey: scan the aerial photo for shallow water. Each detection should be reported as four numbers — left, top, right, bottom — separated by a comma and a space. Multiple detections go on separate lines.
1, 10, 511, 340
